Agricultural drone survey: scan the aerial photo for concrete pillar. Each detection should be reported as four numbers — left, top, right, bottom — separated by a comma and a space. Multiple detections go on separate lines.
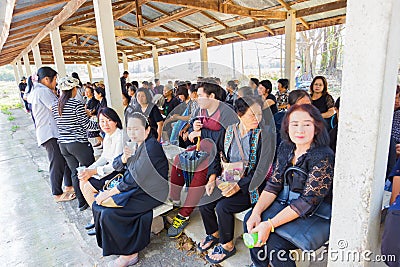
50, 27, 66, 77
11, 63, 19, 86
328, 1, 400, 266
152, 46, 160, 79
122, 52, 128, 72
32, 44, 42, 70
284, 10, 296, 90
93, 0, 124, 117
22, 53, 32, 77
199, 33, 208, 77
86, 62, 93, 83
16, 59, 24, 78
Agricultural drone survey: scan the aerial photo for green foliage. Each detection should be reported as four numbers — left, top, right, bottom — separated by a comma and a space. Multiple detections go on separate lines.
7, 115, 15, 121
10, 125, 19, 132
0, 65, 15, 81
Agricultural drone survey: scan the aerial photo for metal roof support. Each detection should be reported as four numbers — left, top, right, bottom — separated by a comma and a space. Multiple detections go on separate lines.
86, 62, 93, 83
22, 53, 32, 77
17, 59, 24, 78
152, 46, 160, 80
11, 63, 19, 86
122, 52, 128, 72
93, 0, 124, 117
50, 27, 67, 77
32, 44, 42, 70
328, 0, 400, 264
284, 10, 296, 90
199, 33, 208, 77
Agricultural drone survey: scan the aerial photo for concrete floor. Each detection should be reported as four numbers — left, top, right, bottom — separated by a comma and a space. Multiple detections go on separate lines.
0, 109, 211, 267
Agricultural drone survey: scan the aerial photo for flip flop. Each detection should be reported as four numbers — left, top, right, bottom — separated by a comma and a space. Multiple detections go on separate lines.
55, 192, 76, 202
206, 244, 236, 264
108, 256, 139, 267
198, 234, 219, 252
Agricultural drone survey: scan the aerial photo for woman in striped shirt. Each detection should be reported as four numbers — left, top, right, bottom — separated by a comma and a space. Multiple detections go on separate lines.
52, 76, 99, 211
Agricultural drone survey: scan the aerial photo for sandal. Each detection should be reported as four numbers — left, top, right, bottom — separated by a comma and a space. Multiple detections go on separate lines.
108, 255, 139, 267
206, 244, 236, 264
198, 234, 218, 252
55, 191, 76, 202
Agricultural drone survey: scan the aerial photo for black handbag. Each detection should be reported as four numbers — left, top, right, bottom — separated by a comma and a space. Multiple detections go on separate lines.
263, 166, 332, 251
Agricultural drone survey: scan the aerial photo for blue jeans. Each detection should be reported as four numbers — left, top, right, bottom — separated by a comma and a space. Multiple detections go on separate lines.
243, 209, 298, 267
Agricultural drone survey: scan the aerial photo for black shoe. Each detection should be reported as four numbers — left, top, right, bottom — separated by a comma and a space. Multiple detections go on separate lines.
79, 203, 89, 211
87, 228, 96, 236
85, 222, 95, 230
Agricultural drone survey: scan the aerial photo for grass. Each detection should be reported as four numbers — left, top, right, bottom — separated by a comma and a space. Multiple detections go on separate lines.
11, 125, 19, 132
7, 115, 15, 121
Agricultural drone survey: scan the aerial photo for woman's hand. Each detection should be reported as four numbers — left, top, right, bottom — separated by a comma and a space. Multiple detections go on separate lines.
246, 213, 262, 233
95, 190, 111, 205
78, 168, 97, 181
205, 180, 216, 196
188, 131, 201, 142
121, 145, 134, 163
193, 120, 203, 131
221, 183, 240, 198
251, 221, 272, 247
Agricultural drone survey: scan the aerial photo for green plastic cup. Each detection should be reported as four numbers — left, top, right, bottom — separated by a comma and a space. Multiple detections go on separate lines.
243, 233, 258, 248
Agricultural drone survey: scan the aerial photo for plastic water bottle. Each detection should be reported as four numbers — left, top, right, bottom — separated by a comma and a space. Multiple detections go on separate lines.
243, 233, 259, 249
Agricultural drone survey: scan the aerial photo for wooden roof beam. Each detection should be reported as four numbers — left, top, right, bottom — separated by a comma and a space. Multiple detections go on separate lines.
275, 0, 309, 29
60, 26, 200, 39
207, 19, 279, 38
296, 0, 347, 17
10, 10, 61, 30
13, 0, 87, 63
150, 0, 287, 19
140, 8, 198, 31
13, 0, 69, 17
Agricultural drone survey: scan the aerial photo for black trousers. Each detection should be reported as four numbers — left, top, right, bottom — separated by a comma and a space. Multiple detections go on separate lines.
199, 190, 251, 244
42, 138, 72, 195
59, 142, 95, 207
243, 209, 298, 267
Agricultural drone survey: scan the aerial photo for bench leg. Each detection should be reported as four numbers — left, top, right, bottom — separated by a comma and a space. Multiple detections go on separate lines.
151, 216, 164, 234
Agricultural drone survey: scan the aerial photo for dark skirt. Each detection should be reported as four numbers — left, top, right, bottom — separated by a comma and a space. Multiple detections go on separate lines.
92, 191, 162, 256
88, 171, 121, 191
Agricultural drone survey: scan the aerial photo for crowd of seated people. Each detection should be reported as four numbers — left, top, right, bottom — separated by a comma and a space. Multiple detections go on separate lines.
25, 66, 400, 267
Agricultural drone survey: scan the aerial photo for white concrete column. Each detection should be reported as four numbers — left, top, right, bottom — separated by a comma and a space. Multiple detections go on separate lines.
328, 1, 400, 266
151, 46, 160, 79
86, 62, 93, 83
16, 59, 24, 78
122, 52, 128, 72
32, 44, 42, 70
22, 53, 32, 77
50, 27, 66, 77
284, 10, 296, 90
11, 63, 19, 86
199, 33, 208, 77
93, 0, 124, 117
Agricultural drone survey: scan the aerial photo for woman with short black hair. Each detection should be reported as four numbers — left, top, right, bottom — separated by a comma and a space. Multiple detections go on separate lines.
258, 79, 278, 115
244, 104, 334, 267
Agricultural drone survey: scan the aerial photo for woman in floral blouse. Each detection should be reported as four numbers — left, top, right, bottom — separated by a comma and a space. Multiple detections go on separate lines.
244, 103, 334, 267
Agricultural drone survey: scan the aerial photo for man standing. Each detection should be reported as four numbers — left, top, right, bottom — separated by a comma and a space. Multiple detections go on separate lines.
153, 78, 164, 95
18, 76, 29, 112
120, 71, 129, 93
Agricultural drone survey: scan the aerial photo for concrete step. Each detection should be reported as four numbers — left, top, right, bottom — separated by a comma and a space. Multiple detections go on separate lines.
183, 210, 252, 267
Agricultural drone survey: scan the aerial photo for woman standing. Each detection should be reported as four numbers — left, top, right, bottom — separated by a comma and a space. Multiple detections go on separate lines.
29, 67, 73, 202
244, 104, 334, 267
92, 112, 169, 266
257, 80, 278, 115
52, 76, 99, 211
133, 88, 164, 142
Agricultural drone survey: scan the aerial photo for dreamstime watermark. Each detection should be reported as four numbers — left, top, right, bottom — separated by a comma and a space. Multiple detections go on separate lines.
256, 240, 396, 263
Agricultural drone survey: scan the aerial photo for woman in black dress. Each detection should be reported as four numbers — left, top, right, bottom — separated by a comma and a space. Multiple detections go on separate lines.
309, 76, 335, 122
92, 112, 169, 266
